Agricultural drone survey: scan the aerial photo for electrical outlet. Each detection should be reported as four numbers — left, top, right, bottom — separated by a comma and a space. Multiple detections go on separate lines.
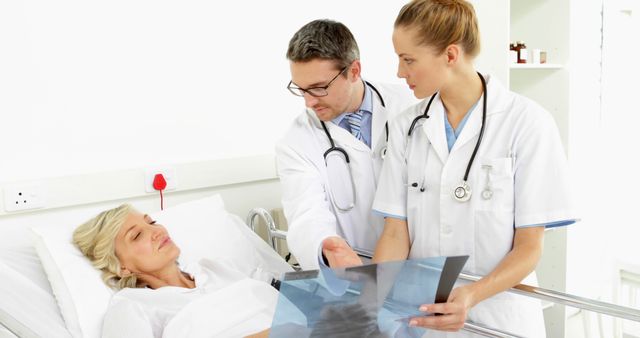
144, 167, 178, 193
3, 184, 45, 212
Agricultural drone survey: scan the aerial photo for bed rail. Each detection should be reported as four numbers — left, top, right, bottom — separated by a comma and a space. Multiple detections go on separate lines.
246, 208, 287, 253
245, 209, 640, 337
348, 249, 640, 324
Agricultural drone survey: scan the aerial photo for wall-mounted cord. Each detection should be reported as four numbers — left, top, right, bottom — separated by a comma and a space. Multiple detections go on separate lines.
153, 173, 167, 210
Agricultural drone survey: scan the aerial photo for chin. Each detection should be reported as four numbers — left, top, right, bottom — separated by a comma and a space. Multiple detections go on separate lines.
315, 109, 336, 122
165, 246, 181, 262
414, 89, 436, 100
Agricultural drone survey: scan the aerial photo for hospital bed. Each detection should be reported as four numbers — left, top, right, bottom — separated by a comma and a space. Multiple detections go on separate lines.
1, 196, 638, 338
0, 194, 292, 338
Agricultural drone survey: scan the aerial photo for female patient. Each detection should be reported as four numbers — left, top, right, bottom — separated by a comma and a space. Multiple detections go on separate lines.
73, 204, 276, 338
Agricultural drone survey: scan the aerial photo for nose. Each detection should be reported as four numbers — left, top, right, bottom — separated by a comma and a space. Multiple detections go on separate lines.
397, 63, 406, 79
151, 227, 164, 241
303, 92, 319, 108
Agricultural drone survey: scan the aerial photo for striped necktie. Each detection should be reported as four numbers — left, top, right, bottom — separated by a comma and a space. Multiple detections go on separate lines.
347, 111, 364, 140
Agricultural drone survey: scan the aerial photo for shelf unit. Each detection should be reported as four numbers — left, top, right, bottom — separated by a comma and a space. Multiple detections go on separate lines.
509, 63, 563, 69
509, 1, 571, 338
509, 0, 570, 149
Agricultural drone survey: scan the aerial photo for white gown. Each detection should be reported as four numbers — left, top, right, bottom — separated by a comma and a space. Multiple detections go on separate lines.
101, 258, 296, 338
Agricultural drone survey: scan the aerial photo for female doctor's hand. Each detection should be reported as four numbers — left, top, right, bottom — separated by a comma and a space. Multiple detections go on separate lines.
322, 236, 363, 268
409, 284, 477, 332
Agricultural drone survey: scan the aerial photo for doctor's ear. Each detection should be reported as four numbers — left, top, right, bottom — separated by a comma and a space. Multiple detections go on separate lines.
444, 44, 461, 65
347, 60, 362, 82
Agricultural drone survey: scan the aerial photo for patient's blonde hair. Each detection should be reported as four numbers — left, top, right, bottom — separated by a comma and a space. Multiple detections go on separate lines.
73, 204, 139, 290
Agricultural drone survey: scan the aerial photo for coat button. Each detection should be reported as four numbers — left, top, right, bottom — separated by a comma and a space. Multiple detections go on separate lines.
441, 224, 452, 235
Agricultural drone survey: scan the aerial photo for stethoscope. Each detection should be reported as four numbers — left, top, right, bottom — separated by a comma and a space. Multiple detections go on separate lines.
320, 81, 387, 211
407, 72, 488, 203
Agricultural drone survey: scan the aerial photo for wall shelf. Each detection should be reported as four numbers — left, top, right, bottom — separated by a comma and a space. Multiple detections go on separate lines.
510, 63, 563, 69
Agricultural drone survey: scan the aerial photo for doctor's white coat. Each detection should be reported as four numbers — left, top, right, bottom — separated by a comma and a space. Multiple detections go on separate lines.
373, 74, 577, 337
276, 81, 416, 270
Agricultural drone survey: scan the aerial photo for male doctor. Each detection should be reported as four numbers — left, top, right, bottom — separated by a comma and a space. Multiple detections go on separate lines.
276, 19, 415, 270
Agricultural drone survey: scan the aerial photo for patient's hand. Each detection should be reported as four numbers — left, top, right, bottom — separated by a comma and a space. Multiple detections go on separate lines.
322, 237, 363, 268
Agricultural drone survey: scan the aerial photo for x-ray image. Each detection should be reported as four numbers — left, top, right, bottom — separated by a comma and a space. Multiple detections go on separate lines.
269, 256, 468, 338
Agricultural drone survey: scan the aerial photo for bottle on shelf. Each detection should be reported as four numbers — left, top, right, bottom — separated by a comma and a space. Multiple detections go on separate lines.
509, 42, 518, 63
516, 40, 528, 64
533, 49, 541, 64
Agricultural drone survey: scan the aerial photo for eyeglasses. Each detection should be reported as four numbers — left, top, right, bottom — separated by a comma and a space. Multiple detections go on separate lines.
287, 67, 348, 97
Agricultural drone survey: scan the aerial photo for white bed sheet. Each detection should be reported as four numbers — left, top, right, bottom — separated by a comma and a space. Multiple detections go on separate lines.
0, 210, 77, 338
0, 213, 56, 294
0, 260, 71, 338
0, 246, 53, 295
0, 323, 18, 338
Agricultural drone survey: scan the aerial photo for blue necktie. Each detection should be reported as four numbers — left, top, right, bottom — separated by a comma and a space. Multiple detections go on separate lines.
347, 111, 364, 140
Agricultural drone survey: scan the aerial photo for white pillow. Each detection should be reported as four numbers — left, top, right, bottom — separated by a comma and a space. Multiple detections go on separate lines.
31, 194, 291, 338
0, 261, 71, 338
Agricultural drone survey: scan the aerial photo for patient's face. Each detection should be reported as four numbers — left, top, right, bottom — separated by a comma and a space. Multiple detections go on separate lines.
114, 211, 180, 276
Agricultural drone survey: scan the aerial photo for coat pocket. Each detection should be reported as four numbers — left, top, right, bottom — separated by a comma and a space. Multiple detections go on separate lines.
475, 157, 514, 212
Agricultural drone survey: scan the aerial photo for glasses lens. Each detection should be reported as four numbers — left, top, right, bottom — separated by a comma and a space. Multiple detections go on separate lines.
307, 88, 328, 97
287, 86, 305, 97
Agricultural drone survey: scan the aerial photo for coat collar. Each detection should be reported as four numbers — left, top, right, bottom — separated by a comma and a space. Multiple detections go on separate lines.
420, 74, 508, 158
420, 98, 449, 163
306, 81, 389, 154
369, 81, 389, 154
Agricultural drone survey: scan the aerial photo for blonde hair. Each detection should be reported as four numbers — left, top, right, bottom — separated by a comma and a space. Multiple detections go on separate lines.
395, 0, 480, 58
72, 204, 139, 290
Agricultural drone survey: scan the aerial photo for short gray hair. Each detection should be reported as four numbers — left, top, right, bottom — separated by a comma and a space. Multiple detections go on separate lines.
286, 19, 360, 70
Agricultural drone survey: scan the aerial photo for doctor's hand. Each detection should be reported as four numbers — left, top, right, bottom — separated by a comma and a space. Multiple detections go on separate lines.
409, 285, 477, 332
322, 236, 363, 268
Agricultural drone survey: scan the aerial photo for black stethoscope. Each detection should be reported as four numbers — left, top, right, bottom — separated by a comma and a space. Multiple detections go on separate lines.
406, 72, 487, 202
319, 81, 387, 211
320, 81, 388, 163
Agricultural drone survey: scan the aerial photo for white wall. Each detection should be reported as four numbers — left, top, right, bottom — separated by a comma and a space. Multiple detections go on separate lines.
0, 1, 402, 181
1, 1, 503, 183
566, 1, 640, 336
567, 0, 607, 304
471, 0, 509, 85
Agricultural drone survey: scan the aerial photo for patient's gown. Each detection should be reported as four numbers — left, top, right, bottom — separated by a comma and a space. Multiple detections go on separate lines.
101, 258, 280, 338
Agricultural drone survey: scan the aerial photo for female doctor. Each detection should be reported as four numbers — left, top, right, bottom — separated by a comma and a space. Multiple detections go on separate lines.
372, 0, 576, 337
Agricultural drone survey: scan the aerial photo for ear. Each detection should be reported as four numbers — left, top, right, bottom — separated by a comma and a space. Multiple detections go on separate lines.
120, 266, 132, 277
348, 60, 362, 83
444, 44, 461, 65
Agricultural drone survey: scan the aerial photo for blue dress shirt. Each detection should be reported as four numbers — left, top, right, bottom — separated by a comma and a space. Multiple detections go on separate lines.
332, 82, 373, 148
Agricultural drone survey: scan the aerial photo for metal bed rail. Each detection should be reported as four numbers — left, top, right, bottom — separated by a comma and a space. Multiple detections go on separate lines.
246, 208, 287, 253
348, 251, 640, 324
246, 208, 640, 337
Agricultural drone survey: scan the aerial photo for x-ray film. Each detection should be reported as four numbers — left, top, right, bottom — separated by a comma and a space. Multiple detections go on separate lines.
269, 255, 468, 337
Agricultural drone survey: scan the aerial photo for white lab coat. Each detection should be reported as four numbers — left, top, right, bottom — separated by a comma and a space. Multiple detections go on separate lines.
276, 81, 416, 270
373, 74, 576, 337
